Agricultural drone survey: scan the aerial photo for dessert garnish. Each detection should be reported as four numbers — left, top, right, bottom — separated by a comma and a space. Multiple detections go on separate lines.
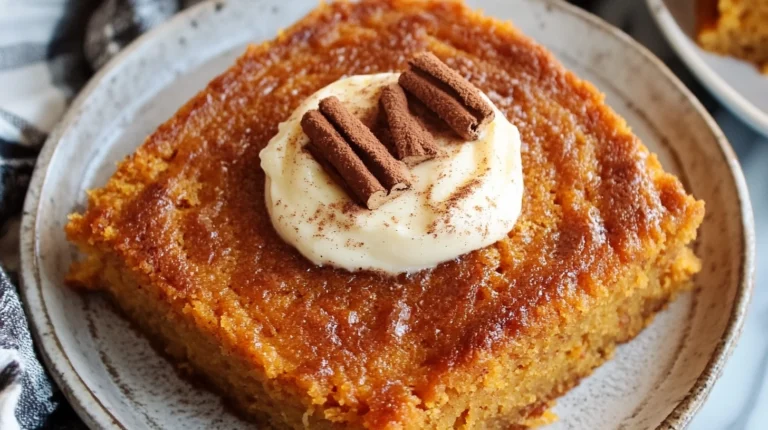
300, 53, 497, 210
260, 72, 524, 274
300, 96, 412, 210
263, 53, 524, 272
399, 52, 495, 140
379, 83, 441, 166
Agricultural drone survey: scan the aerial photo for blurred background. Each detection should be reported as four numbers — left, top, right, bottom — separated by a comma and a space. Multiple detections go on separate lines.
0, 0, 765, 429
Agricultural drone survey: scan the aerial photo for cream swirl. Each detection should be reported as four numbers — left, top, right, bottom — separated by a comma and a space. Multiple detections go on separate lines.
259, 73, 523, 275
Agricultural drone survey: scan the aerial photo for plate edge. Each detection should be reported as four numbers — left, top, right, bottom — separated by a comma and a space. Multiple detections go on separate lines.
645, 0, 768, 137
18, 1, 231, 429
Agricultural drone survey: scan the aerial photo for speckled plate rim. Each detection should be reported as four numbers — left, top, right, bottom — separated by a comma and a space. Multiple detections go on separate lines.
561, 8, 755, 429
18, 0, 755, 429
18, 3, 234, 429
646, 0, 768, 137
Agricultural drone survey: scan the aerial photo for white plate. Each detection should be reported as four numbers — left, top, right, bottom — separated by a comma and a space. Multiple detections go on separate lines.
647, 0, 768, 137
20, 0, 755, 428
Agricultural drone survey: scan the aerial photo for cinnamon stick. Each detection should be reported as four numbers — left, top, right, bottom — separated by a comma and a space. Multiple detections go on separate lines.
380, 83, 441, 166
301, 98, 412, 210
319, 96, 411, 196
399, 52, 495, 140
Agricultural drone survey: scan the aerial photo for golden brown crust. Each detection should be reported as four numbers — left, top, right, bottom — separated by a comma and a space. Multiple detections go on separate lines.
66, 0, 705, 427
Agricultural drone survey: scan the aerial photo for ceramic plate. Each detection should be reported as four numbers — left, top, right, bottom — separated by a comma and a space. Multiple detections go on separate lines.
647, 0, 768, 137
20, 0, 755, 428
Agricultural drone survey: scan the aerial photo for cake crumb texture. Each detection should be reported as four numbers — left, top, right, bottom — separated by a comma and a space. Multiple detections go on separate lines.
66, 0, 705, 428
697, 0, 768, 73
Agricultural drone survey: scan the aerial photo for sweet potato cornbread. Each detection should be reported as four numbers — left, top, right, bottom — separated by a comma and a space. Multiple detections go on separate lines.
65, 0, 705, 428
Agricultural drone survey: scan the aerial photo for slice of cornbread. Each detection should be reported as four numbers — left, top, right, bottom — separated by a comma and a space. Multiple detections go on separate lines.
66, 0, 705, 428
697, 0, 768, 73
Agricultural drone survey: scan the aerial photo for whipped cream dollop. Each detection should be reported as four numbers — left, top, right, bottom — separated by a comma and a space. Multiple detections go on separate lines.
259, 73, 523, 275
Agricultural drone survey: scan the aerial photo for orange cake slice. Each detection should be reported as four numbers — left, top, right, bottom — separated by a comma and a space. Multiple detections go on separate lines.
66, 0, 705, 428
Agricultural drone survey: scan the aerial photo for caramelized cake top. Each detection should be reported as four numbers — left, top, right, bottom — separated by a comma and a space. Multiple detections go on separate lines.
67, 0, 704, 423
